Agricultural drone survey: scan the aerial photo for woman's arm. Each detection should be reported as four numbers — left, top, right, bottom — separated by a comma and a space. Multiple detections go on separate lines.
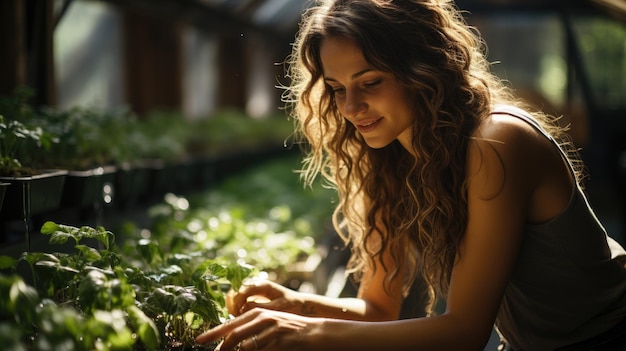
229, 227, 405, 321
228, 279, 394, 321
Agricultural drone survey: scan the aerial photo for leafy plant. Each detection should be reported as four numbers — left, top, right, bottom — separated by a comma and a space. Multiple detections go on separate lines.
35, 106, 139, 170
0, 89, 58, 176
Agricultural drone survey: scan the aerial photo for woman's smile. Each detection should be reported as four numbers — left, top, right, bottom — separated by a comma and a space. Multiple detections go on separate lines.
355, 117, 384, 133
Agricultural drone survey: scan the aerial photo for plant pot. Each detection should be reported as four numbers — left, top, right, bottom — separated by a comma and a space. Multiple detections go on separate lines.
146, 159, 192, 198
0, 169, 68, 220
114, 162, 152, 209
61, 166, 117, 209
191, 156, 217, 190
0, 182, 9, 214
172, 159, 196, 194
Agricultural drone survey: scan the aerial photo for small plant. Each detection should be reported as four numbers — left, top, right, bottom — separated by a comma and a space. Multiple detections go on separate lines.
0, 115, 57, 176
0, 89, 58, 176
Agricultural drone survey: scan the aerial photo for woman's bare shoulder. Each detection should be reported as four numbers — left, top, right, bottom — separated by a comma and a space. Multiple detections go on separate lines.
473, 112, 543, 146
466, 112, 552, 199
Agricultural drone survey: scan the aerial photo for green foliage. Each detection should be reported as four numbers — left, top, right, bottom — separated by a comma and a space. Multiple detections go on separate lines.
0, 88, 58, 176
188, 109, 294, 157
0, 92, 294, 174
35, 106, 139, 170
0, 219, 257, 350
575, 17, 626, 109
143, 154, 334, 283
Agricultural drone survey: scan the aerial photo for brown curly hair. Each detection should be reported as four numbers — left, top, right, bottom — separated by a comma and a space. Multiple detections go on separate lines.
283, 0, 582, 309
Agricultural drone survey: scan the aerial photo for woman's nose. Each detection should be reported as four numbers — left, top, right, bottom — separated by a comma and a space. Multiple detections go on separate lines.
342, 90, 367, 118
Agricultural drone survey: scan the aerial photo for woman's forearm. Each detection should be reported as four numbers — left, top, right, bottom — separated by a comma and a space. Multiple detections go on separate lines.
292, 292, 394, 321
307, 314, 489, 351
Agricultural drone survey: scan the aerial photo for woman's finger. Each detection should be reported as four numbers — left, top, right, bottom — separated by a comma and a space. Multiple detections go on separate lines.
215, 313, 268, 351
232, 282, 276, 315
196, 309, 264, 347
196, 315, 246, 345
238, 333, 261, 351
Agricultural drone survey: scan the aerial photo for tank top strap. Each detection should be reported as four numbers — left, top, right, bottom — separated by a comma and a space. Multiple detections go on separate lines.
491, 104, 554, 141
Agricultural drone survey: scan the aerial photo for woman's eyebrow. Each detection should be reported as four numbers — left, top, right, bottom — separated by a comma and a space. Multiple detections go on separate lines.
323, 68, 376, 83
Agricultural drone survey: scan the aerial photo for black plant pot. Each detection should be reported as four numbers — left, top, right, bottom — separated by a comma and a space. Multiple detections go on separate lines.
61, 166, 117, 209
0, 169, 68, 220
0, 170, 68, 249
191, 156, 217, 190
0, 182, 9, 214
146, 159, 191, 199
115, 162, 152, 209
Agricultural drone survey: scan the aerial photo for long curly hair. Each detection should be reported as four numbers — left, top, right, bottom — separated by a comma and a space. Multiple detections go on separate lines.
283, 0, 582, 308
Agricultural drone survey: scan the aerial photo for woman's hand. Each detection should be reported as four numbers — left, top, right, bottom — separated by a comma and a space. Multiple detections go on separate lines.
196, 308, 322, 351
227, 279, 303, 316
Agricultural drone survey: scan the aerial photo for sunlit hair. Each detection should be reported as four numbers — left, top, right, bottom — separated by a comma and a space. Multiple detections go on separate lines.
283, 0, 582, 309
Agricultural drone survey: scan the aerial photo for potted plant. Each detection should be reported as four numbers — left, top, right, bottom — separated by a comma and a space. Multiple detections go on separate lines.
36, 107, 121, 212
0, 90, 67, 246
0, 113, 67, 219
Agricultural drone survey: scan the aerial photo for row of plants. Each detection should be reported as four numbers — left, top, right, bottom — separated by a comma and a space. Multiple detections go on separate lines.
0, 154, 336, 350
0, 88, 294, 176
0, 88, 295, 237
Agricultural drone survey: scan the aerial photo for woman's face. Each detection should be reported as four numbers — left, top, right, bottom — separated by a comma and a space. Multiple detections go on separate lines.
320, 36, 415, 151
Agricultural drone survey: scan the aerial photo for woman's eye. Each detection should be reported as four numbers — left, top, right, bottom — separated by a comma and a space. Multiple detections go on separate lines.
364, 79, 382, 88
331, 87, 345, 95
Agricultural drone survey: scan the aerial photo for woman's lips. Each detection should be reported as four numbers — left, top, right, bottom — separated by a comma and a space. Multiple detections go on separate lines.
356, 117, 383, 133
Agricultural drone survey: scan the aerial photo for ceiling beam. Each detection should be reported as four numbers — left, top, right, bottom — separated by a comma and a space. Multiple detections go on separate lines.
99, 0, 296, 42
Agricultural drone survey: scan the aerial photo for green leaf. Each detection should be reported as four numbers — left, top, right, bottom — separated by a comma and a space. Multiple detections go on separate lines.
9, 278, 40, 325
19, 252, 45, 267
227, 263, 255, 291
92, 310, 134, 350
146, 287, 176, 315
34, 254, 80, 274
40, 221, 60, 235
137, 239, 163, 267
188, 292, 221, 325
75, 245, 102, 262
47, 228, 79, 246
0, 255, 17, 270
81, 226, 114, 251
207, 262, 228, 278
78, 268, 135, 312
126, 305, 161, 350
166, 253, 192, 266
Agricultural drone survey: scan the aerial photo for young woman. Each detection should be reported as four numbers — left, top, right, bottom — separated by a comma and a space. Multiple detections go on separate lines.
196, 0, 626, 350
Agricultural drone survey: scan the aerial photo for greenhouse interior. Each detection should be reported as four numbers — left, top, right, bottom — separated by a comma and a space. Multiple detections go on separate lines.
0, 0, 625, 350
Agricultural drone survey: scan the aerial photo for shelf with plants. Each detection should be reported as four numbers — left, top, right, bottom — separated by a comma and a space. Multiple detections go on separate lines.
0, 153, 335, 350
0, 88, 296, 250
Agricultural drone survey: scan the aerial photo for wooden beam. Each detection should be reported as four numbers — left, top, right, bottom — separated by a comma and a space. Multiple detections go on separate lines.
24, 0, 56, 106
0, 1, 26, 98
217, 32, 247, 109
123, 10, 182, 116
